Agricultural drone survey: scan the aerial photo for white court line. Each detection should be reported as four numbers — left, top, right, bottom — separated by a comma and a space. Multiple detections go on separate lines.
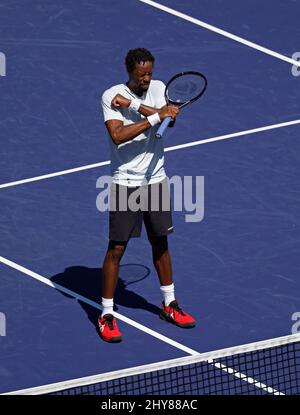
0, 160, 110, 189
164, 118, 300, 152
0, 255, 198, 356
1, 119, 300, 189
0, 254, 285, 395
139, 0, 300, 68
209, 361, 283, 395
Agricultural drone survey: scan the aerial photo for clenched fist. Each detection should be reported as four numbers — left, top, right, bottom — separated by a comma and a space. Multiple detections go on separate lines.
159, 105, 180, 121
111, 94, 131, 108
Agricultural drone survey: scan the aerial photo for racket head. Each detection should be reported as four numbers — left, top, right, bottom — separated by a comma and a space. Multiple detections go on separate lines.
165, 71, 207, 107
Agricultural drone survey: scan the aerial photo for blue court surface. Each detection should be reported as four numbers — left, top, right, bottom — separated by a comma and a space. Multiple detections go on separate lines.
1, 0, 300, 394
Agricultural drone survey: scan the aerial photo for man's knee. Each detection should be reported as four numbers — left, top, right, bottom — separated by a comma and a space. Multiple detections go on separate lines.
107, 240, 127, 262
148, 234, 168, 251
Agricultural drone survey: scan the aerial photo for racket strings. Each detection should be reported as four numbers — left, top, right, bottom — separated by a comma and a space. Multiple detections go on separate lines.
166, 74, 206, 104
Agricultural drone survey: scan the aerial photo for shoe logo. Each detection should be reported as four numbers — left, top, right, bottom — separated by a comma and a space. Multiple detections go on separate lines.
99, 323, 105, 332
170, 312, 174, 319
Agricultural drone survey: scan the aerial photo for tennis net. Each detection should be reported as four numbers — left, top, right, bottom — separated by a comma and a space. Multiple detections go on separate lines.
4, 333, 300, 395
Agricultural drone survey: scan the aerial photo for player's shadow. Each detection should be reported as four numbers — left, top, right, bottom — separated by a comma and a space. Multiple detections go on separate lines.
50, 264, 161, 335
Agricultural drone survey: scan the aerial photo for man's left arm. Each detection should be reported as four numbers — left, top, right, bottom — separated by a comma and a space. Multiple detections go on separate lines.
111, 94, 162, 116
111, 94, 176, 126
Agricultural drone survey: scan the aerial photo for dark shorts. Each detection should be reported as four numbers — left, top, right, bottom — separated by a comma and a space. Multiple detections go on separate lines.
109, 178, 173, 242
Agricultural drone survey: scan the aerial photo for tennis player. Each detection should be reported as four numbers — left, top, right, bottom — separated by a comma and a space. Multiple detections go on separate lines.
99, 48, 196, 342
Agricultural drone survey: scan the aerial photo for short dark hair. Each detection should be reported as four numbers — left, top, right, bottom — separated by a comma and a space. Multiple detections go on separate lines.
125, 48, 155, 72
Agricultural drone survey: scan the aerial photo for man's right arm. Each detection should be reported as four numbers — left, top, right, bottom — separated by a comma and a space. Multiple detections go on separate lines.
104, 106, 179, 145
105, 118, 153, 146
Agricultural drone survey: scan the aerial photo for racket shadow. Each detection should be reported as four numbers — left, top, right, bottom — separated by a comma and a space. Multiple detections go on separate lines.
50, 264, 161, 334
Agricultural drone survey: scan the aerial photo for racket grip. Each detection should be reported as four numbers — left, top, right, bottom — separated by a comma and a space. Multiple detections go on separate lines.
155, 117, 172, 139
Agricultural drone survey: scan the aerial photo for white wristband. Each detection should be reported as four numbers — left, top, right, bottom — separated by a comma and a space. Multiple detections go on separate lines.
147, 112, 161, 127
128, 98, 141, 112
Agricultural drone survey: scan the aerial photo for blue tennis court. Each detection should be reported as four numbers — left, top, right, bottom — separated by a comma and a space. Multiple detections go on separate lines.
1, 0, 300, 394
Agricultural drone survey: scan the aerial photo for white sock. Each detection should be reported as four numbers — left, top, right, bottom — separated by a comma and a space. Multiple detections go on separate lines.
101, 297, 114, 318
160, 283, 175, 307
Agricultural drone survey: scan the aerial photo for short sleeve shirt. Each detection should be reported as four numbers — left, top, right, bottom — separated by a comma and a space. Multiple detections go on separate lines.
101, 80, 167, 187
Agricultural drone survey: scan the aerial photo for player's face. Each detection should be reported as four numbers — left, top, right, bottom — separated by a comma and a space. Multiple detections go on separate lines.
131, 61, 153, 92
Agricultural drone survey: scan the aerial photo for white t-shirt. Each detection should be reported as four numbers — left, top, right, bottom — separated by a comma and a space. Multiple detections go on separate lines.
101, 80, 167, 187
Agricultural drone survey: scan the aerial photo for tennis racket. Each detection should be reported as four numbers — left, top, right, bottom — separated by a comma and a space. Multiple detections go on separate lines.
155, 71, 208, 139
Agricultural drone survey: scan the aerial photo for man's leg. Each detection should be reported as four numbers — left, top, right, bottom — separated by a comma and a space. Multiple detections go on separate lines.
147, 233, 173, 286
147, 233, 177, 308
145, 179, 174, 288
147, 232, 196, 328
99, 182, 143, 342
145, 179, 196, 328
102, 240, 127, 300
99, 240, 127, 343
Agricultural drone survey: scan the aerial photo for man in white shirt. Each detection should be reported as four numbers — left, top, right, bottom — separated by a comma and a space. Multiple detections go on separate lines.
99, 48, 196, 342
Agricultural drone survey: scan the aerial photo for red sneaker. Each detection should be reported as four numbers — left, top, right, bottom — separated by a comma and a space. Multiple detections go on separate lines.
160, 300, 196, 328
98, 314, 122, 343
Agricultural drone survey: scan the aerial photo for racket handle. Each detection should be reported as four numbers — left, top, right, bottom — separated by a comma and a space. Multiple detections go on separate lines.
155, 117, 172, 139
